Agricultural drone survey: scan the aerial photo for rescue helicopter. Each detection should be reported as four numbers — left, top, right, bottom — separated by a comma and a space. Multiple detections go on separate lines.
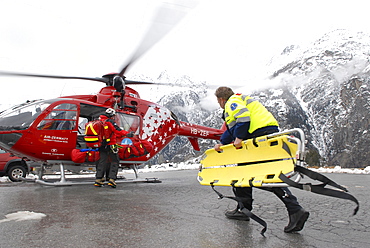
0, 2, 224, 186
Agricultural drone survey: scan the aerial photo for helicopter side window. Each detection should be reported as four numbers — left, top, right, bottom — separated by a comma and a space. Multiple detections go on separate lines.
115, 113, 140, 135
37, 103, 78, 130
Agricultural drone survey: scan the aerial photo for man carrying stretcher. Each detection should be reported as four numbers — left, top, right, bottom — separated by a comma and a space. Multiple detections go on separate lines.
213, 86, 309, 233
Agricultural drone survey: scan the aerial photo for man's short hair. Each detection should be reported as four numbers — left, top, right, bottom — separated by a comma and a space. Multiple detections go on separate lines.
215, 86, 234, 100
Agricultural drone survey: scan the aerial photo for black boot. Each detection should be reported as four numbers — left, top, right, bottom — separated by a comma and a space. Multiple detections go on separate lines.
225, 208, 250, 221
284, 208, 309, 233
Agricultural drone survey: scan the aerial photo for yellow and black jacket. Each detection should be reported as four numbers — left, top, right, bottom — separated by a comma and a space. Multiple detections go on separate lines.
221, 93, 279, 144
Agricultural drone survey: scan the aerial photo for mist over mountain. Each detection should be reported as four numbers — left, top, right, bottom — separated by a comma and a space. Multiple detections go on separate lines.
135, 29, 370, 168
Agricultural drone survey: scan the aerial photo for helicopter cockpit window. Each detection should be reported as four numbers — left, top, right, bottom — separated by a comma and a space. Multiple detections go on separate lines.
115, 113, 140, 135
37, 103, 77, 130
0, 100, 50, 131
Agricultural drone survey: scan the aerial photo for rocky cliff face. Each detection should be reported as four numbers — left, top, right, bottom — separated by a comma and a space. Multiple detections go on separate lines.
143, 29, 370, 168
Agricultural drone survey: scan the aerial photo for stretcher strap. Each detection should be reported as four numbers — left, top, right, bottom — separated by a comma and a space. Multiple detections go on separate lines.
295, 166, 348, 191
210, 183, 267, 237
279, 166, 359, 215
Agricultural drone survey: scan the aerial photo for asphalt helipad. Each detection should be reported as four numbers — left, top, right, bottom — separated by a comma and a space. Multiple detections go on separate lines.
0, 170, 368, 248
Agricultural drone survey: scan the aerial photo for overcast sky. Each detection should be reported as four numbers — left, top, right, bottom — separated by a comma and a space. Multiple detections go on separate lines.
1, 0, 369, 107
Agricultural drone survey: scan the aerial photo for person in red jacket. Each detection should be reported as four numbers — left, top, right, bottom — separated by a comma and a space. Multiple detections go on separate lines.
94, 108, 129, 188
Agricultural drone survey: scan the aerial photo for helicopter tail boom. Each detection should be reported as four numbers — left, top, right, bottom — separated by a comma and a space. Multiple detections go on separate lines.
178, 121, 223, 140
177, 122, 223, 151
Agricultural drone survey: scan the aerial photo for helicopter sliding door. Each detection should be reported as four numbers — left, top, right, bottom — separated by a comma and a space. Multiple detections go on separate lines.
37, 103, 78, 131
32, 102, 78, 161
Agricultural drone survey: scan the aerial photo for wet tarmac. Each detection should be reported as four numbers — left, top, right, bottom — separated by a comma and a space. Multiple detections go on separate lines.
0, 170, 368, 248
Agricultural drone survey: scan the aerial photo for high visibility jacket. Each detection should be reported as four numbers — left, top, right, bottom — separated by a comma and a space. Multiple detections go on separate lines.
224, 94, 279, 134
84, 120, 104, 148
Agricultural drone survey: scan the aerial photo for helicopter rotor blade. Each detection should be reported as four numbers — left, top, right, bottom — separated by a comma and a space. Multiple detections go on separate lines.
0, 70, 107, 83
125, 79, 156, 85
0, 70, 194, 87
119, 1, 198, 77
124, 79, 179, 85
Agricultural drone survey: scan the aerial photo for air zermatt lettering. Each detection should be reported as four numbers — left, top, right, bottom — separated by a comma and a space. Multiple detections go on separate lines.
43, 135, 69, 143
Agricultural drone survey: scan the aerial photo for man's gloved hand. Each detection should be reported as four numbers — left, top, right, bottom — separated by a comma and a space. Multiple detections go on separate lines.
126, 132, 134, 138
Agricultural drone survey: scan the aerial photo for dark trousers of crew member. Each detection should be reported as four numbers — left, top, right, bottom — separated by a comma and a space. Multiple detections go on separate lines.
234, 187, 302, 214
96, 149, 119, 180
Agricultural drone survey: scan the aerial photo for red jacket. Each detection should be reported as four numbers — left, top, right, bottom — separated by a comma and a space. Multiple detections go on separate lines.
99, 115, 129, 145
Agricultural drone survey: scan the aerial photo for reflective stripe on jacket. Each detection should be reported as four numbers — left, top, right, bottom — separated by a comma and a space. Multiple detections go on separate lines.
224, 94, 279, 133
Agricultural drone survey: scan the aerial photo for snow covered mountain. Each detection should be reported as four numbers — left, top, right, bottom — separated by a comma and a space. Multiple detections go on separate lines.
267, 29, 370, 168
135, 29, 370, 168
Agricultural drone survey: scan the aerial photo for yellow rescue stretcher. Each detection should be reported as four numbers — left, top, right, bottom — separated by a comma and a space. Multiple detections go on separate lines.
198, 128, 306, 187
198, 128, 359, 235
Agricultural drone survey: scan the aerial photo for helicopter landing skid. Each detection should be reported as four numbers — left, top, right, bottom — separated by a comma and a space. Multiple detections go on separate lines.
32, 177, 161, 186
25, 163, 161, 186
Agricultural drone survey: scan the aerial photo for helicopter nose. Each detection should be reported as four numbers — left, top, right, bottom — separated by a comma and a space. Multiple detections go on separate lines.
0, 132, 23, 151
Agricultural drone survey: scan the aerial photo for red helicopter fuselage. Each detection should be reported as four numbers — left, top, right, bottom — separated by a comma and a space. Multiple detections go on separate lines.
0, 85, 223, 167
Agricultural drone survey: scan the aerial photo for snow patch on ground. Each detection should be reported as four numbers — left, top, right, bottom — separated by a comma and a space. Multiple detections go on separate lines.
0, 211, 46, 223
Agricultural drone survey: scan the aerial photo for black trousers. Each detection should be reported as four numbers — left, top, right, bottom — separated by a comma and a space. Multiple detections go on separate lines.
96, 148, 119, 180
234, 186, 302, 215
